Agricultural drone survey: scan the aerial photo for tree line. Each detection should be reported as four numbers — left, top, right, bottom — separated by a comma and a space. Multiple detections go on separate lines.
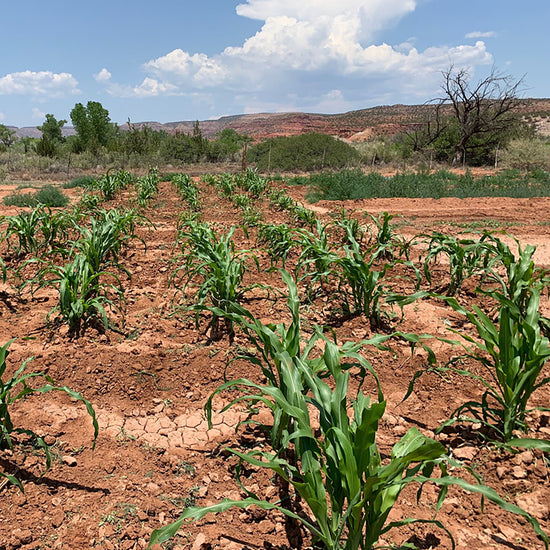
0, 67, 547, 171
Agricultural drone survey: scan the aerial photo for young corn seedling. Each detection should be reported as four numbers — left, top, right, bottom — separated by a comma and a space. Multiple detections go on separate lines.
257, 223, 296, 268
1, 207, 44, 257
0, 340, 98, 490
295, 221, 340, 300
136, 168, 159, 207
40, 255, 124, 335
481, 232, 550, 321
172, 223, 260, 341
365, 211, 407, 261
335, 234, 392, 330
172, 173, 201, 212
434, 288, 550, 445
74, 208, 147, 277
235, 168, 269, 197
420, 231, 496, 296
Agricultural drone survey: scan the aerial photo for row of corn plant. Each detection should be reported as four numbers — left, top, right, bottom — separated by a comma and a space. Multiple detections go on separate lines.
136, 168, 160, 207
92, 169, 134, 201
1, 205, 74, 259
171, 221, 262, 341
172, 173, 202, 212
16, 207, 149, 335
150, 271, 549, 549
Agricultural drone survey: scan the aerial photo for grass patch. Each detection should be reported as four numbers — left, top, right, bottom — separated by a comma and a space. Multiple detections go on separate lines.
294, 169, 550, 202
62, 175, 96, 189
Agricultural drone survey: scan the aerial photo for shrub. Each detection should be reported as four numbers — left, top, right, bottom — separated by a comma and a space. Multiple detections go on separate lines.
500, 138, 550, 171
3, 186, 69, 208
34, 185, 69, 207
3, 192, 37, 207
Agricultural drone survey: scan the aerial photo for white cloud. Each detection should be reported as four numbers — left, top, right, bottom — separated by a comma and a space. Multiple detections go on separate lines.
0, 112, 4, 122
32, 107, 45, 120
103, 0, 494, 109
94, 68, 112, 82
0, 71, 79, 97
465, 31, 497, 39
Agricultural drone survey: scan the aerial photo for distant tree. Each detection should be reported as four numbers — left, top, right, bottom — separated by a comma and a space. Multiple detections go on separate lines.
19, 136, 35, 153
38, 114, 66, 143
191, 120, 208, 161
0, 124, 17, 150
70, 101, 115, 153
35, 114, 66, 157
435, 66, 526, 165
208, 128, 246, 161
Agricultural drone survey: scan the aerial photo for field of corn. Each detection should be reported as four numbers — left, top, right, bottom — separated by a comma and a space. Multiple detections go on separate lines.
0, 169, 549, 550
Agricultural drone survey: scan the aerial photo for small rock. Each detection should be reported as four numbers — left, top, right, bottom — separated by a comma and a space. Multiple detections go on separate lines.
516, 489, 550, 519
62, 456, 77, 467
496, 466, 508, 479
191, 533, 207, 550
452, 446, 477, 461
510, 466, 527, 479
146, 482, 161, 496
393, 425, 408, 437
51, 511, 65, 528
12, 529, 33, 545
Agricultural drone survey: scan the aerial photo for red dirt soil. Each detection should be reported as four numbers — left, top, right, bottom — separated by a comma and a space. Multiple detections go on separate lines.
0, 177, 549, 550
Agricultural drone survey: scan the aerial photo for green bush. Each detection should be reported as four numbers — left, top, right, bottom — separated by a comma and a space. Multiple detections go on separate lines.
500, 138, 550, 171
249, 133, 360, 171
3, 192, 37, 207
3, 186, 69, 208
35, 185, 70, 207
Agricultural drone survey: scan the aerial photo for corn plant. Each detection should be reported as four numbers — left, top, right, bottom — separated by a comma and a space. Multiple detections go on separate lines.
335, 235, 391, 329
268, 188, 294, 211
1, 207, 44, 257
172, 223, 260, 341
172, 173, 201, 212
366, 211, 409, 261
136, 168, 159, 207
205, 270, 387, 450
1, 206, 74, 260
481, 233, 550, 318
332, 208, 365, 246
239, 204, 264, 228
40, 255, 124, 334
295, 221, 339, 299
94, 170, 132, 201
150, 304, 548, 549
432, 289, 550, 444
420, 231, 495, 296
74, 208, 147, 277
235, 168, 269, 197
257, 223, 296, 268
290, 202, 317, 227
0, 340, 98, 489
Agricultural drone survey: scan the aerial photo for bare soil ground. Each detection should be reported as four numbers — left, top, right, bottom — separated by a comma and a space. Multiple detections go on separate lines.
0, 177, 549, 550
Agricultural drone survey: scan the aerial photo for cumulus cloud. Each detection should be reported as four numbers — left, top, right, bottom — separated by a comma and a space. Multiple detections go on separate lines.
94, 68, 112, 82
32, 107, 45, 120
0, 71, 79, 97
466, 31, 497, 39
101, 0, 494, 109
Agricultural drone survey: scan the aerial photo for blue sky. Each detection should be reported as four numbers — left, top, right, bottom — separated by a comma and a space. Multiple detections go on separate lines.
1, 0, 548, 127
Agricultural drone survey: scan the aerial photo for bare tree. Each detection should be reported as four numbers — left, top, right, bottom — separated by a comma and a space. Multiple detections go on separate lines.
436, 65, 525, 165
